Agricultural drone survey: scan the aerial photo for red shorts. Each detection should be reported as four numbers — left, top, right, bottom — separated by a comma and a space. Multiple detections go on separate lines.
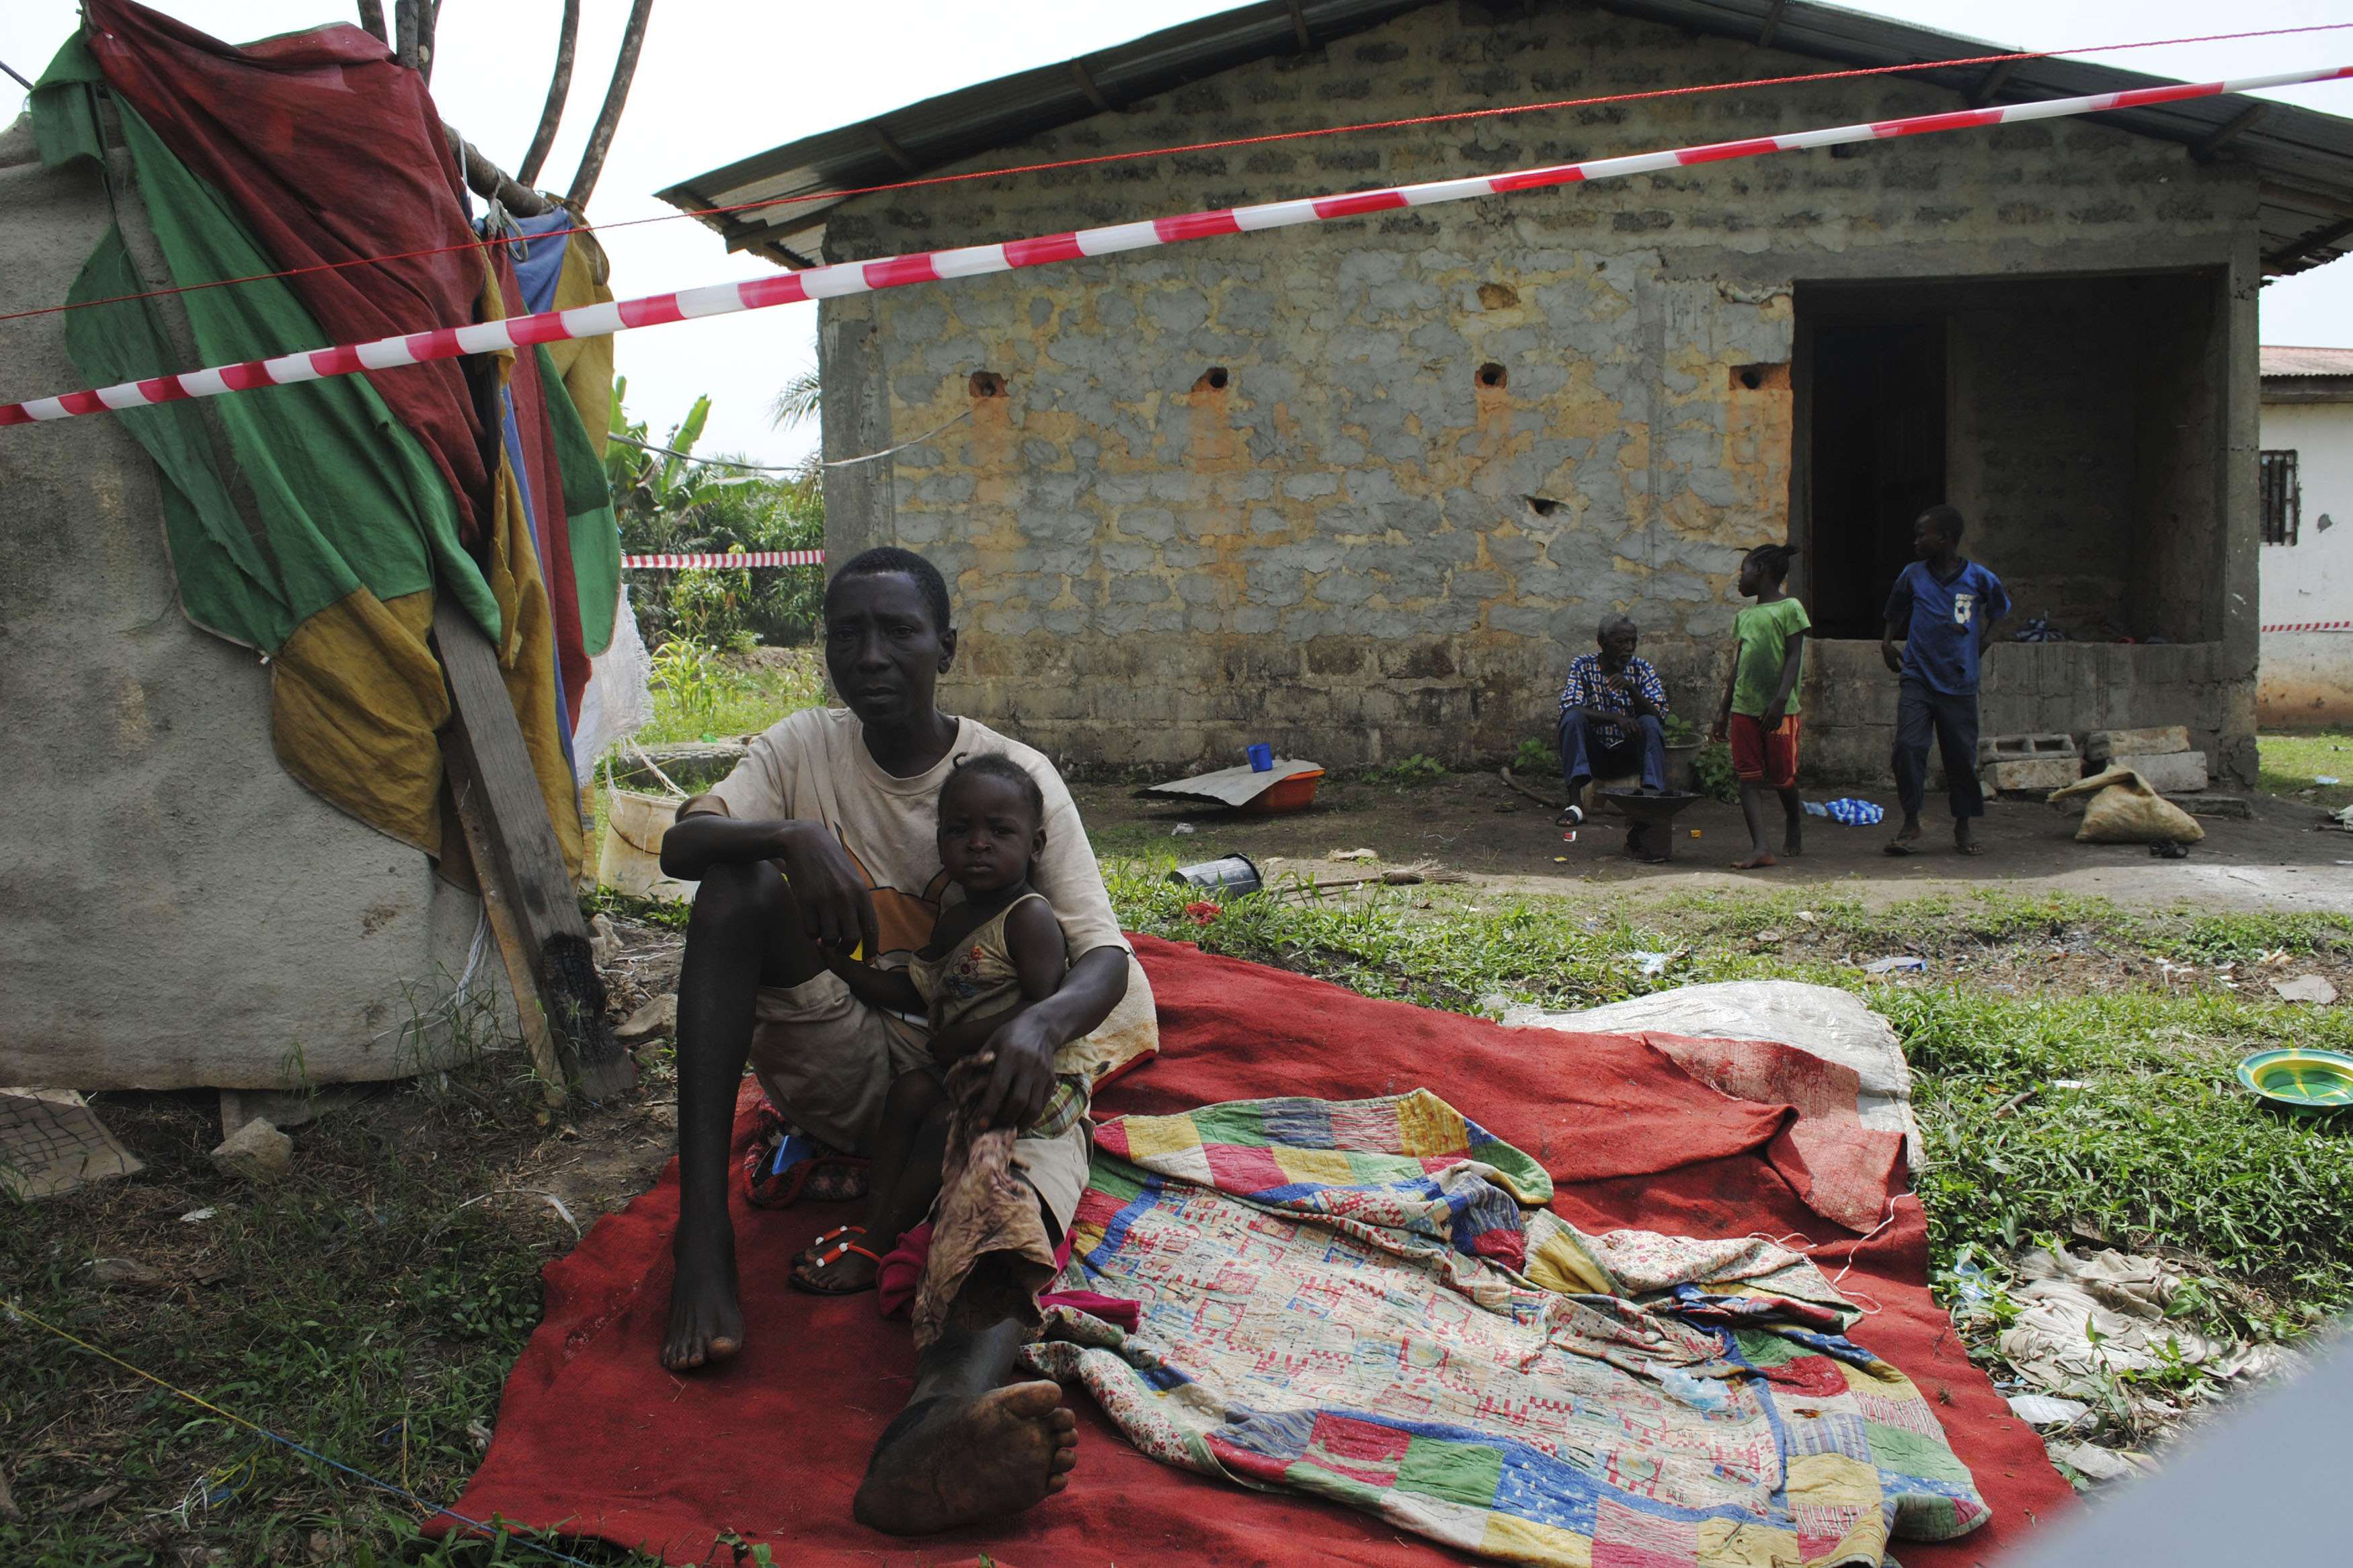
1728, 712, 1801, 789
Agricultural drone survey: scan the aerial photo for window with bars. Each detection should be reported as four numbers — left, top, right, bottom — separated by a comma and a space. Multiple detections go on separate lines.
2260, 450, 2301, 545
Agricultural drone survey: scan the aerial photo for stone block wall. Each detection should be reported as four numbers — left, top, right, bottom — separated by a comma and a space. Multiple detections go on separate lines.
818, 0, 2262, 778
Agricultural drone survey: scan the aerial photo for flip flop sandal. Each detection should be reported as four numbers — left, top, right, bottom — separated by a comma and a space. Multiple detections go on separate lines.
1882, 840, 1919, 857
790, 1235, 885, 1296
791, 1224, 865, 1270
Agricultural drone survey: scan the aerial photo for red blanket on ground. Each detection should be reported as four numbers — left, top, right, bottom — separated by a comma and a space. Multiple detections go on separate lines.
448, 937, 2071, 1565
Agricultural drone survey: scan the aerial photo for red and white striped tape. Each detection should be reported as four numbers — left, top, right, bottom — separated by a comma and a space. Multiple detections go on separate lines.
5, 63, 2346, 429
619, 550, 824, 569
2262, 620, 2353, 632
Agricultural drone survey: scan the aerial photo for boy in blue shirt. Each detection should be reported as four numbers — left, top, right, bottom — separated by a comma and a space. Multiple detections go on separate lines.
1881, 505, 2009, 856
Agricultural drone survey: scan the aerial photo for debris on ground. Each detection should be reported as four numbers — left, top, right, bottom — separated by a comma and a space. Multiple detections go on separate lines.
84, 1256, 172, 1292
0, 1087, 145, 1199
1326, 847, 1378, 862
208, 1116, 292, 1182
615, 992, 678, 1042
0, 1467, 17, 1523
2000, 1246, 2286, 1407
2272, 975, 2339, 1005
1864, 956, 1927, 975
588, 911, 624, 966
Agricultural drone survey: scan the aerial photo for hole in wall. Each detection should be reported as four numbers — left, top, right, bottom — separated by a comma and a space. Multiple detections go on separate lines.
1476, 282, 1519, 310
1193, 366, 1230, 393
1523, 495, 1560, 516
967, 370, 1006, 398
1730, 362, 1788, 392
1476, 362, 1509, 390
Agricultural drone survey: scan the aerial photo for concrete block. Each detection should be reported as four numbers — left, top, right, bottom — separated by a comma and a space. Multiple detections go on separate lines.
2112, 751, 2208, 792
1981, 755, 2082, 793
1979, 733, 2077, 765
2088, 725, 2191, 762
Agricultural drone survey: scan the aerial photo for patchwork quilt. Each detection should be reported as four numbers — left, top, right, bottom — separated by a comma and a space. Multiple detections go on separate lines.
1023, 1091, 1988, 1567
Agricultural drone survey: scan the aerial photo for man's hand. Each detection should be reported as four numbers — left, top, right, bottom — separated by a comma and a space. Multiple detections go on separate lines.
973, 1009, 1058, 1131
1880, 641, 1903, 675
772, 823, 879, 960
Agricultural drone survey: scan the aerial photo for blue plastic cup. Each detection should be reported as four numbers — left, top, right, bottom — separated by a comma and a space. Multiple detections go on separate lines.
1246, 743, 1275, 772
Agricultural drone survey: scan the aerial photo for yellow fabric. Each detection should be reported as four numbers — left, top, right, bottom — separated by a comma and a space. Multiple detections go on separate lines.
470, 265, 587, 880
268, 588, 448, 853
543, 224, 615, 460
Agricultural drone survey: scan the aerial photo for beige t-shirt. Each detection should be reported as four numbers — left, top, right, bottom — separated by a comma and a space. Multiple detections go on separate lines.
701, 706, 1158, 1085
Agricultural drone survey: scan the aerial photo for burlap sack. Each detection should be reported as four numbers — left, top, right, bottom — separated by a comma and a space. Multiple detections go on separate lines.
2046, 766, 2205, 844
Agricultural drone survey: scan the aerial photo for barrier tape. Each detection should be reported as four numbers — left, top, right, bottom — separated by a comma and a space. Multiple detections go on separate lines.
2262, 620, 2353, 632
620, 551, 824, 569
4, 61, 2348, 430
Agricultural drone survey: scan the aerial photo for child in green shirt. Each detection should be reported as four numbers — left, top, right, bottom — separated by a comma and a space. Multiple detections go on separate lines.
1710, 544, 1810, 870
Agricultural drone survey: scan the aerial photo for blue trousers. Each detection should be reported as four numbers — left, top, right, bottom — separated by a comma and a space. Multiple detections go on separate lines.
1892, 679, 1984, 821
1559, 710, 1667, 794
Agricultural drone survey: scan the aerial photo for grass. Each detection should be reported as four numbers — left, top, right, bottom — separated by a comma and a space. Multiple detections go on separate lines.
2258, 728, 2353, 811
10, 870, 2350, 1561
636, 645, 824, 748
0, 1067, 668, 1567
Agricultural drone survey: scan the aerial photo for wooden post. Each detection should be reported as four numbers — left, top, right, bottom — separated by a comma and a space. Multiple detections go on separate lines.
433, 596, 635, 1102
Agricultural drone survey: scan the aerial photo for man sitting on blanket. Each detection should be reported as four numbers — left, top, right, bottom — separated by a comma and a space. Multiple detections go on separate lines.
655, 545, 1157, 1534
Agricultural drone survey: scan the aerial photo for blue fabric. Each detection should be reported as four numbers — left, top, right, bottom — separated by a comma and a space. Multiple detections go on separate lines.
481, 209, 575, 315
1884, 560, 2010, 695
1560, 710, 1665, 793
1824, 797, 1884, 826
1557, 653, 1669, 748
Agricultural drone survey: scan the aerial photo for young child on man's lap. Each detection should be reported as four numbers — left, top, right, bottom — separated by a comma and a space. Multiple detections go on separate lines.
791, 753, 1069, 1296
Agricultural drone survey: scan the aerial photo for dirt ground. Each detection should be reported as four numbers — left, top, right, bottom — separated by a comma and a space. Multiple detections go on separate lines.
1074, 771, 2353, 913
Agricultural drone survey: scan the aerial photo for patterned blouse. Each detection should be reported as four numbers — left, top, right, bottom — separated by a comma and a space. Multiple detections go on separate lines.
1557, 653, 1669, 748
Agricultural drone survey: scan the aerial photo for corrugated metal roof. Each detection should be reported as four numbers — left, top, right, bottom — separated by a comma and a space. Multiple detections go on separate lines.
658, 0, 2353, 276
2262, 345, 2353, 377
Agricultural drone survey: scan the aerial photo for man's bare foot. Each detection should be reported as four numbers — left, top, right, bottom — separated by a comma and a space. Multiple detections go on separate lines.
662, 1220, 744, 1372
854, 1380, 1079, 1535
1732, 851, 1778, 870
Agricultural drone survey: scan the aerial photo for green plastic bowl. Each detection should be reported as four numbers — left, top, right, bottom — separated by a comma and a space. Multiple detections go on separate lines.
2236, 1048, 2353, 1113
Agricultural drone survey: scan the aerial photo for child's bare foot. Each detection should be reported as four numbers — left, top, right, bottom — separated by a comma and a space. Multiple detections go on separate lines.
1782, 820, 1804, 858
853, 1380, 1079, 1535
1731, 851, 1778, 870
1882, 818, 1923, 857
792, 1231, 883, 1295
662, 1218, 744, 1372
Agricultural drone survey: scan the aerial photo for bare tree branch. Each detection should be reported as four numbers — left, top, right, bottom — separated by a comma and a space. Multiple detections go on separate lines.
516, 0, 580, 188
445, 124, 553, 217
356, 0, 388, 43
393, 0, 420, 71
418, 0, 440, 84
566, 0, 654, 211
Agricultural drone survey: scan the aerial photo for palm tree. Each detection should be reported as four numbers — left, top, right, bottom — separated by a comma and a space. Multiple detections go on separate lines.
771, 366, 822, 431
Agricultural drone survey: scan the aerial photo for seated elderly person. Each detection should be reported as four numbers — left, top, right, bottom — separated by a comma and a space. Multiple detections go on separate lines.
1556, 615, 1670, 824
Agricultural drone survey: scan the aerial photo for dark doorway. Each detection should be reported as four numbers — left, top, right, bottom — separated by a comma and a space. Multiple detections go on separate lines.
1805, 323, 1946, 638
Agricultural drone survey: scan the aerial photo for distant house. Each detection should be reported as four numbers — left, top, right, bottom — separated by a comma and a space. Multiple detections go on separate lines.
666, 0, 2353, 784
2258, 345, 2353, 727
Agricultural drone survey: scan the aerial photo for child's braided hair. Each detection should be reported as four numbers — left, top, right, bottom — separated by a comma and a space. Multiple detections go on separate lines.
1745, 542, 1799, 586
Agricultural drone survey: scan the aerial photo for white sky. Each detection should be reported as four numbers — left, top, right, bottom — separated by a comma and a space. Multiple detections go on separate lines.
7, 1, 2353, 464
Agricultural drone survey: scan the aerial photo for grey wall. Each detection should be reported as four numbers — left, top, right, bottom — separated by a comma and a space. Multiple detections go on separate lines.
0, 119, 510, 1090
815, 0, 2263, 782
